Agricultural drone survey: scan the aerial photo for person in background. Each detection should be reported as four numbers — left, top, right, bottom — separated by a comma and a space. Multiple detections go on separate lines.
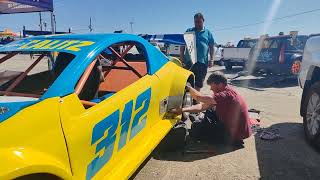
215, 44, 224, 65
180, 13, 215, 91
170, 71, 252, 146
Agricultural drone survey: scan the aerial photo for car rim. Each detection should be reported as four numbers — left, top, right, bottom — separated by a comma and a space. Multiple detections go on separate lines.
183, 91, 192, 108
291, 61, 301, 74
306, 93, 320, 136
181, 91, 192, 120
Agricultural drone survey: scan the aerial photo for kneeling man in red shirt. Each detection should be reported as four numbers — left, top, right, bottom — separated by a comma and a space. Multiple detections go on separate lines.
171, 71, 252, 145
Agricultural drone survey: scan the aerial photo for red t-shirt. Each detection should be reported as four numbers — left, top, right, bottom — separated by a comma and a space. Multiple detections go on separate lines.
213, 86, 252, 141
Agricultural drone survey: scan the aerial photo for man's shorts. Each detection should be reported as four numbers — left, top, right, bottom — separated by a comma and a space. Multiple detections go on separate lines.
190, 62, 208, 88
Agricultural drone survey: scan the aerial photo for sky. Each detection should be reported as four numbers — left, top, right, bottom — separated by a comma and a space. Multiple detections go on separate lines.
1, 0, 320, 44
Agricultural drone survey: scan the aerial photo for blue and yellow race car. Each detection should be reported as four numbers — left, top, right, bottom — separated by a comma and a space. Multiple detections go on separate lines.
0, 34, 193, 180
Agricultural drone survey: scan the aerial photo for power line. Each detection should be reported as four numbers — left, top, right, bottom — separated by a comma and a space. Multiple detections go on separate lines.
214, 8, 320, 31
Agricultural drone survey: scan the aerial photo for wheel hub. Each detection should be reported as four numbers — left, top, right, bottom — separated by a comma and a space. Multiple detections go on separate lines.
183, 92, 192, 107
307, 93, 320, 136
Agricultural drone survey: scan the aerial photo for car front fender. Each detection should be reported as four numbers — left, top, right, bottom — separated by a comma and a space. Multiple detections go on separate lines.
167, 63, 194, 110
0, 147, 72, 180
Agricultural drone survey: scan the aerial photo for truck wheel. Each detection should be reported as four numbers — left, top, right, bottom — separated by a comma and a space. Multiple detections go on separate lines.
217, 60, 224, 66
225, 62, 232, 70
303, 82, 320, 149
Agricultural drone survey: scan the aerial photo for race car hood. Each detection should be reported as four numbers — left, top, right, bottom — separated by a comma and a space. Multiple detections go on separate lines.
0, 97, 39, 123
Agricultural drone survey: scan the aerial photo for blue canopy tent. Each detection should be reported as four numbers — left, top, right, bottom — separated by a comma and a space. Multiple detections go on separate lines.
141, 34, 186, 45
0, 0, 55, 34
140, 34, 186, 57
0, 0, 53, 14
0, 0, 56, 69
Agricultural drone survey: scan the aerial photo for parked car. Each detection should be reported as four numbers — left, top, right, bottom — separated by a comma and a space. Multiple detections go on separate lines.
246, 34, 308, 75
0, 34, 193, 180
222, 38, 258, 70
299, 34, 320, 149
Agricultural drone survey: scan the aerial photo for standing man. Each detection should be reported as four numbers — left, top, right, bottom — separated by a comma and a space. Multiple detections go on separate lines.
180, 13, 215, 91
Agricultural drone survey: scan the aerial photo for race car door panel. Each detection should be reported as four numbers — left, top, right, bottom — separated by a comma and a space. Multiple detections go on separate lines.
59, 75, 160, 180
59, 41, 161, 180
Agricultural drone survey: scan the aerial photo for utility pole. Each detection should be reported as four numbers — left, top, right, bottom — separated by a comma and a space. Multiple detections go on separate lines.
51, 12, 56, 34
89, 17, 93, 32
129, 20, 134, 34
23, 26, 26, 38
43, 21, 47, 31
39, 12, 43, 31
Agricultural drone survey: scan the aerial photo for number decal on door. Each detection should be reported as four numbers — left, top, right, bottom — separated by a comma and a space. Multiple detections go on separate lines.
86, 88, 151, 180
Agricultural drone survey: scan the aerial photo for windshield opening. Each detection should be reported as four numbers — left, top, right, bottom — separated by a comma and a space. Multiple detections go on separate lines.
292, 36, 308, 50
238, 40, 258, 48
0, 51, 75, 99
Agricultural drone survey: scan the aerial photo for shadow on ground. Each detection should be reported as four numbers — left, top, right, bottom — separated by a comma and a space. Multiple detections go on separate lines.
210, 66, 298, 89
255, 122, 320, 180
210, 66, 245, 75
130, 136, 243, 179
151, 139, 243, 162
230, 75, 298, 89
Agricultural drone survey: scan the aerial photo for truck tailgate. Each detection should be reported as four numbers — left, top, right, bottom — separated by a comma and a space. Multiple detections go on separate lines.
223, 48, 251, 60
223, 48, 238, 59
237, 48, 251, 59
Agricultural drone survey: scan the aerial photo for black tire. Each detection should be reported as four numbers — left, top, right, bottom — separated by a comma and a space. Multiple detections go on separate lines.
225, 62, 232, 70
217, 60, 224, 66
14, 174, 62, 180
303, 82, 320, 149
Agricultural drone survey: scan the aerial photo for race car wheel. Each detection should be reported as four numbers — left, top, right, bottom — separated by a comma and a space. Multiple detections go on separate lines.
183, 83, 192, 108
303, 82, 320, 149
181, 82, 193, 121
15, 173, 62, 180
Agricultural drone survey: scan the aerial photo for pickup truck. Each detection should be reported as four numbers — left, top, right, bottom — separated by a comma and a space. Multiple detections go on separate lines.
222, 39, 258, 70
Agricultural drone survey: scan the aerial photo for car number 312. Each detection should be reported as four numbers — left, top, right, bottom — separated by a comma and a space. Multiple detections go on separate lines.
86, 88, 151, 180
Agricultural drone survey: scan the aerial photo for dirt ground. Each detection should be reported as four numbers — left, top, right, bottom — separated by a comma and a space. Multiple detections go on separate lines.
2, 55, 320, 179
133, 66, 320, 180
